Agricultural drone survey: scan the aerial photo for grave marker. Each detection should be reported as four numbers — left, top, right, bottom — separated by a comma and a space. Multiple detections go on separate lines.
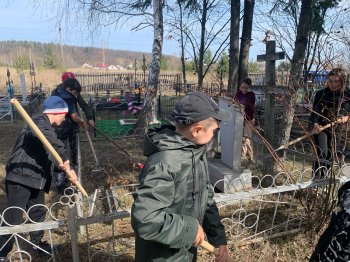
208, 98, 251, 192
257, 40, 285, 148
20, 73, 28, 103
257, 40, 285, 173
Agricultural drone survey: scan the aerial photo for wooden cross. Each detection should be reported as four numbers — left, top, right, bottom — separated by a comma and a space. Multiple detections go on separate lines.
256, 40, 285, 172
257, 41, 285, 86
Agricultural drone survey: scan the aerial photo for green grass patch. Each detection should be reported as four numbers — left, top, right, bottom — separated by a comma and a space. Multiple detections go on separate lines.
95, 118, 170, 137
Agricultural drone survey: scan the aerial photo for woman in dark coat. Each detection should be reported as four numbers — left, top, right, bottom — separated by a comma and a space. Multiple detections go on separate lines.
309, 68, 350, 178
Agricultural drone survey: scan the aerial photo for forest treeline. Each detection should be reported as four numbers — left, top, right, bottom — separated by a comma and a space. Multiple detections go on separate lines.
0, 40, 180, 71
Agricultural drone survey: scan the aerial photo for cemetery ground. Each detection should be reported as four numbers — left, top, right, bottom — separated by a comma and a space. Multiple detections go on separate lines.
0, 119, 327, 262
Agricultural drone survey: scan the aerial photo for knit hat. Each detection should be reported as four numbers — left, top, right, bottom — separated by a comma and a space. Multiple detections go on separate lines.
62, 78, 82, 92
43, 96, 69, 115
61, 72, 76, 82
172, 92, 232, 124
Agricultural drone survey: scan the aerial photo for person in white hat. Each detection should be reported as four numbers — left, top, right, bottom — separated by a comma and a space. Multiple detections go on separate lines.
0, 96, 78, 260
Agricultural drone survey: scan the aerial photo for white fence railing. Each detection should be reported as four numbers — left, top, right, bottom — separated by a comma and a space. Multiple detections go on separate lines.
0, 95, 13, 121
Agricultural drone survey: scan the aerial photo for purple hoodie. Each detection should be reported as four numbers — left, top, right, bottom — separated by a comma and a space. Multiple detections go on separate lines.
236, 90, 256, 120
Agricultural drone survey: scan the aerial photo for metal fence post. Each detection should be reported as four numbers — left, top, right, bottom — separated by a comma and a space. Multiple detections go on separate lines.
76, 133, 86, 235
68, 205, 80, 262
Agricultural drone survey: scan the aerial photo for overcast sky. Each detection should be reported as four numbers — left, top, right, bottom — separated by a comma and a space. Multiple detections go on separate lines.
0, 0, 265, 59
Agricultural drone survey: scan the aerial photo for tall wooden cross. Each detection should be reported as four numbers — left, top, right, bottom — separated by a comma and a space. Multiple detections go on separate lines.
257, 40, 285, 172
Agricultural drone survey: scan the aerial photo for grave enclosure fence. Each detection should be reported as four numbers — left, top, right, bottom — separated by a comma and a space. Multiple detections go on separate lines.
74, 72, 282, 97
0, 92, 46, 121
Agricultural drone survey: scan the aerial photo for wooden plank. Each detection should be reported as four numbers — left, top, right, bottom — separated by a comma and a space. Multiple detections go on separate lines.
0, 221, 63, 235
257, 52, 285, 62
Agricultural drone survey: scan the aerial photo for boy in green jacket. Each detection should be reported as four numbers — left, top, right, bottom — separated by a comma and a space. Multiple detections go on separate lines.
131, 92, 231, 262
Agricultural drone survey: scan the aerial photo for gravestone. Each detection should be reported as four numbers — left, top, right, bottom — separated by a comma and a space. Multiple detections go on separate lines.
208, 98, 252, 192
20, 73, 28, 104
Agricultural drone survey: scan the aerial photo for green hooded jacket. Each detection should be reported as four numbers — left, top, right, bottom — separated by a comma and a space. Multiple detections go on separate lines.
131, 125, 227, 262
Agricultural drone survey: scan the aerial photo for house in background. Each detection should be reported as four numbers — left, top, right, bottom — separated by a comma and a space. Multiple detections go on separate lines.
82, 63, 93, 69
96, 63, 108, 69
108, 65, 125, 70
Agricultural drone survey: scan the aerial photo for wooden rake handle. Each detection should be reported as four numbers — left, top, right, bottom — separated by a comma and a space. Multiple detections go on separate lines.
275, 118, 343, 151
200, 240, 234, 262
11, 98, 88, 197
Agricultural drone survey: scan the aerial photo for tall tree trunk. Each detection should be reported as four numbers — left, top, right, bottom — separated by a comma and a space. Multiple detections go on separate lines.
197, 0, 208, 90
238, 0, 255, 85
228, 0, 240, 94
135, 0, 163, 133
279, 0, 313, 145
178, 2, 187, 92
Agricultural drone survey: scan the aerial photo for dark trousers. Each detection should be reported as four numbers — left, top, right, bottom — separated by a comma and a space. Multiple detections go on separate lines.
0, 181, 46, 257
313, 131, 332, 178
54, 133, 78, 190
59, 133, 78, 167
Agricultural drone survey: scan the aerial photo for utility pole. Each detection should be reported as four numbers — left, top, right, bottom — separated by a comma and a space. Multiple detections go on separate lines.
134, 58, 137, 87
59, 26, 64, 66
29, 62, 36, 96
142, 55, 147, 85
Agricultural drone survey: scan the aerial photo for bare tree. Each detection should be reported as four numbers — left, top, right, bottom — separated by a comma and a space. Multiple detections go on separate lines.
167, 0, 231, 90
255, 0, 348, 76
143, 0, 164, 126
278, 0, 313, 147
165, 0, 188, 91
228, 0, 240, 94
238, 0, 255, 85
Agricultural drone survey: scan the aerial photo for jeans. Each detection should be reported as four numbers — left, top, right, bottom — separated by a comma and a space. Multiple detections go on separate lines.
313, 131, 332, 179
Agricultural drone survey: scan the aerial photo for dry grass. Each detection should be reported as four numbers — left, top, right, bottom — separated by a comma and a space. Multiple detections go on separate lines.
0, 67, 61, 93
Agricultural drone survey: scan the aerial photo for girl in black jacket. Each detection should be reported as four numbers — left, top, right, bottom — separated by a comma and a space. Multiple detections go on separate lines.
310, 68, 350, 178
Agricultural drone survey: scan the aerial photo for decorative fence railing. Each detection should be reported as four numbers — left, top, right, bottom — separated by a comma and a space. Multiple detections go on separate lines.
1, 170, 348, 261
75, 72, 182, 94
74, 71, 294, 97
0, 95, 13, 121
0, 92, 46, 122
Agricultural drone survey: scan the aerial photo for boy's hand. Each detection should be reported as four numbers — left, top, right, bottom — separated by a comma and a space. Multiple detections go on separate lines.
312, 123, 321, 133
67, 169, 78, 183
88, 119, 95, 127
341, 116, 349, 124
215, 245, 229, 262
193, 223, 205, 247
80, 120, 87, 129
58, 160, 70, 171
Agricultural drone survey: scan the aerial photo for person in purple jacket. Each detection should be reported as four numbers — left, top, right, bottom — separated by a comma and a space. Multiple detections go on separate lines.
235, 77, 256, 162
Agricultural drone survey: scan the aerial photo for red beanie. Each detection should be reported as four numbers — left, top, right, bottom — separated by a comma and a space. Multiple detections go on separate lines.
61, 72, 76, 82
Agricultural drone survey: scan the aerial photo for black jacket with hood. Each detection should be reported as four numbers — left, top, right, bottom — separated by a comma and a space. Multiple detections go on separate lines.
131, 125, 227, 262
6, 114, 68, 193
51, 86, 79, 139
310, 87, 350, 126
